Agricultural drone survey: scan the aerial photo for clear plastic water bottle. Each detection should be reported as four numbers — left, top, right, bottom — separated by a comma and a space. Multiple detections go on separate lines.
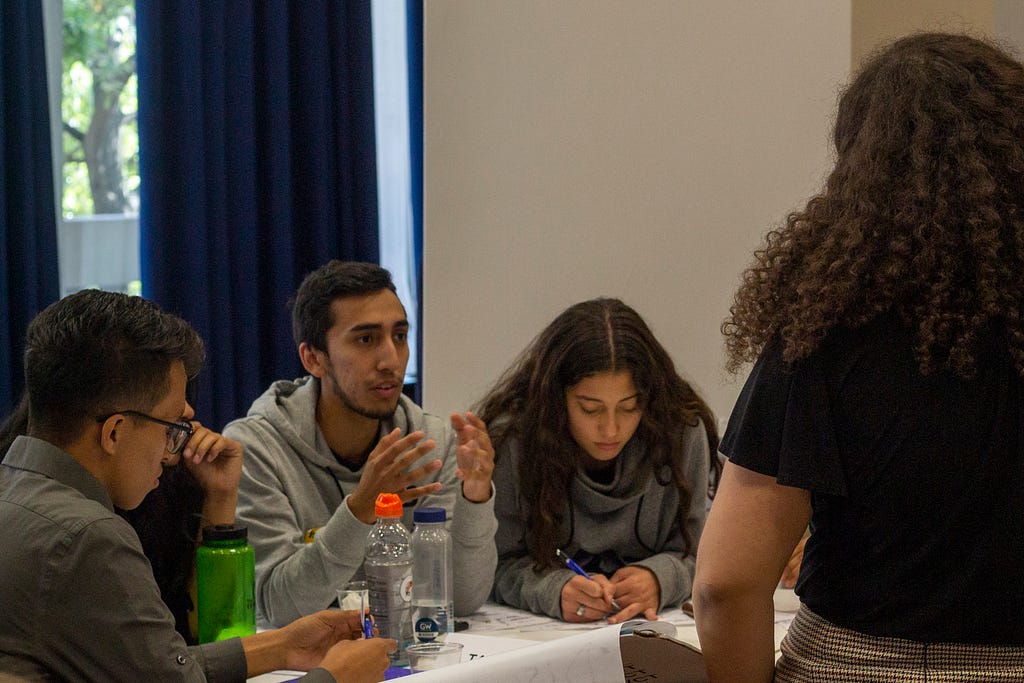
365, 493, 413, 665
411, 507, 454, 643
196, 524, 256, 644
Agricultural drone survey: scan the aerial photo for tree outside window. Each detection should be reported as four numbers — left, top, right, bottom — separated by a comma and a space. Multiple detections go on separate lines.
58, 0, 140, 295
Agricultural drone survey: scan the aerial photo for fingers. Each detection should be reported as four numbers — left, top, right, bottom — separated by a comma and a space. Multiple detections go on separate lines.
311, 608, 364, 639
780, 560, 799, 588
395, 482, 443, 504
573, 575, 606, 600
367, 431, 438, 482
372, 429, 431, 463
334, 609, 367, 637
454, 414, 495, 503
182, 422, 242, 464
780, 536, 806, 588
571, 604, 608, 622
451, 411, 493, 450
591, 574, 616, 604
606, 567, 660, 623
349, 430, 443, 522
561, 576, 614, 623
607, 601, 646, 624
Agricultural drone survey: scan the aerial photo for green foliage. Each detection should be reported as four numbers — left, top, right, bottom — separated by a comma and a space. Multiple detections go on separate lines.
62, 0, 138, 217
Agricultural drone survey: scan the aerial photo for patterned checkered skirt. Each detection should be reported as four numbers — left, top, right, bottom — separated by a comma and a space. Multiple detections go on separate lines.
775, 605, 1024, 682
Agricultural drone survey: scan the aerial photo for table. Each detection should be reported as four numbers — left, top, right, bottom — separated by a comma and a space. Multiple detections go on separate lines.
248, 588, 799, 682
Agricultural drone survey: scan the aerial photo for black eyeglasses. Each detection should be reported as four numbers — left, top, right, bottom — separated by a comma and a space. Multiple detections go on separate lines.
95, 410, 194, 455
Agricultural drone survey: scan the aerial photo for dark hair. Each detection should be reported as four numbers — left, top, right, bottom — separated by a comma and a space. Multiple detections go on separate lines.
724, 32, 1024, 377
290, 260, 399, 351
24, 289, 205, 447
476, 297, 720, 570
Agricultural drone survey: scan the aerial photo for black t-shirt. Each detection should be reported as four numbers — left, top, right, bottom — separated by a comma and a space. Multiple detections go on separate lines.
721, 314, 1024, 644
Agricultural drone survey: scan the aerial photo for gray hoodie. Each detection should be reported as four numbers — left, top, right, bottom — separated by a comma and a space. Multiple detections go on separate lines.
224, 376, 498, 628
492, 422, 709, 619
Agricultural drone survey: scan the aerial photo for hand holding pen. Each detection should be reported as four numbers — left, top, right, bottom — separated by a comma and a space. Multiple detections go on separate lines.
557, 548, 623, 620
363, 613, 373, 639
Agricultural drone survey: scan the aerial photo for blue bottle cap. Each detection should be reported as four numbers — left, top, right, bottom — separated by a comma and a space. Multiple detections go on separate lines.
413, 507, 446, 523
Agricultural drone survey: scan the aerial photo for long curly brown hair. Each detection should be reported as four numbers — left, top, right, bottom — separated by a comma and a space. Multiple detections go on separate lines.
724, 33, 1024, 377
477, 298, 720, 570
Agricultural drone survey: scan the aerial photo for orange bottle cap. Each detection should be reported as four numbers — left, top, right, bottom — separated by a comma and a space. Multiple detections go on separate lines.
374, 492, 403, 517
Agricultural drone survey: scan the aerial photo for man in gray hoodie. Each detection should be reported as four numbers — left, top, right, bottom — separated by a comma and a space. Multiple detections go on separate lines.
224, 261, 498, 628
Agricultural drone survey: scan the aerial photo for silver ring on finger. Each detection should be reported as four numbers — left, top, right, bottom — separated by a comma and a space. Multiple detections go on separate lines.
576, 604, 586, 617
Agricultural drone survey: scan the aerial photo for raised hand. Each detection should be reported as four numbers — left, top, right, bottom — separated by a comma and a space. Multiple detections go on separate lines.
346, 428, 443, 524
450, 411, 494, 503
180, 422, 243, 526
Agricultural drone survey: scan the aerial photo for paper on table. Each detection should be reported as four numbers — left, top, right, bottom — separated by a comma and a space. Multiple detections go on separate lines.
462, 602, 559, 632
463, 601, 687, 633
448, 632, 534, 660
400, 623, 626, 682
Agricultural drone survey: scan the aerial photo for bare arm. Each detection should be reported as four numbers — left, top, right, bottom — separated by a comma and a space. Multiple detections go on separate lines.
693, 460, 810, 683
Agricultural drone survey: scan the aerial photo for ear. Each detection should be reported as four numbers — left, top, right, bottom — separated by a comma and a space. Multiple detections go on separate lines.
97, 414, 125, 456
299, 342, 328, 378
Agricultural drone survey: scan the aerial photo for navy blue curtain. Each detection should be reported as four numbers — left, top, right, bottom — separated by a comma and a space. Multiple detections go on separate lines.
0, 2, 61, 416
136, 1, 378, 429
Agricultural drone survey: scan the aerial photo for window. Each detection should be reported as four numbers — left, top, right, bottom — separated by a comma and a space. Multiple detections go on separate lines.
46, 0, 140, 297
372, 0, 419, 385
45, 1, 420, 374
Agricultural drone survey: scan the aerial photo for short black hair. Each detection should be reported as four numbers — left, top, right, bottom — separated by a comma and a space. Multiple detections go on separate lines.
24, 290, 205, 447
290, 260, 398, 351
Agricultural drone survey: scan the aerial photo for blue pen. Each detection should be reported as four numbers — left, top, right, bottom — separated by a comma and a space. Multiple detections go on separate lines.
556, 548, 623, 612
363, 614, 373, 639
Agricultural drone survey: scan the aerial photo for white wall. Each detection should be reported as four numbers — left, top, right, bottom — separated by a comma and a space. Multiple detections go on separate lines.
422, 1, 852, 425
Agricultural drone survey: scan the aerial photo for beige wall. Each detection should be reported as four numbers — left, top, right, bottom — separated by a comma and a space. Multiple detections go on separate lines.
421, 0, 1024, 425
422, 1, 851, 424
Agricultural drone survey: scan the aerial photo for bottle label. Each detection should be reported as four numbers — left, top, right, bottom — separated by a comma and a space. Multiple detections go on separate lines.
413, 603, 451, 643
414, 615, 440, 642
367, 562, 414, 651
400, 574, 413, 602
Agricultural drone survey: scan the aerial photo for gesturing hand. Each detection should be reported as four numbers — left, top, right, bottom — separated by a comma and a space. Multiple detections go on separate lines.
451, 411, 494, 503
346, 428, 443, 524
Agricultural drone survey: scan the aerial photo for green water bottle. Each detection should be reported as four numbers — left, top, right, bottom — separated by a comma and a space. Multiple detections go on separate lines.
197, 524, 256, 643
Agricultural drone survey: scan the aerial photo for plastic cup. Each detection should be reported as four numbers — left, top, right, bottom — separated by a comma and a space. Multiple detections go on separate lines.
337, 580, 369, 616
406, 641, 464, 671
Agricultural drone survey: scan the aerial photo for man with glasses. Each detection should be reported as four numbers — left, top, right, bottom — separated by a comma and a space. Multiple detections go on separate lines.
0, 289, 393, 682
95, 409, 196, 454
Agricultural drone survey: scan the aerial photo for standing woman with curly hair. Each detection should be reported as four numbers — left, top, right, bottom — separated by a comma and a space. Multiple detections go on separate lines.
478, 298, 720, 625
694, 33, 1024, 681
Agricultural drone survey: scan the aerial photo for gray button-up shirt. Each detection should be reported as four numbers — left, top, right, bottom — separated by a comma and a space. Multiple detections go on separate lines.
0, 435, 245, 681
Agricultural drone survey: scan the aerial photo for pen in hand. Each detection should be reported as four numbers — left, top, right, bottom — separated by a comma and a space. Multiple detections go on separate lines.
363, 614, 373, 639
556, 548, 623, 613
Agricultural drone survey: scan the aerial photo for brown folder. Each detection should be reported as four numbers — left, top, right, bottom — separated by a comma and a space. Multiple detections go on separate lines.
620, 628, 709, 683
